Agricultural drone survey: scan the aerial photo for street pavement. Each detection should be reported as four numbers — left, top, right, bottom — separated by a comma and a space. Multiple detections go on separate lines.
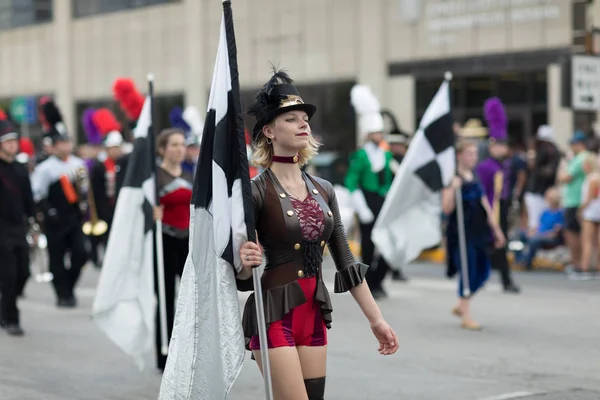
0, 257, 599, 400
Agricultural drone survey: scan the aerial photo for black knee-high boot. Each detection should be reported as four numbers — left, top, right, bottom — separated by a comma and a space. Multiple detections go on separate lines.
304, 377, 326, 400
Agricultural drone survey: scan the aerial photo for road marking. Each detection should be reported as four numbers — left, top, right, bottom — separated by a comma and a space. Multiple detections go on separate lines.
478, 392, 535, 400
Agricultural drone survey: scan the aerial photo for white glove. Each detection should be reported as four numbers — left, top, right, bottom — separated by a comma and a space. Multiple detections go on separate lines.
351, 190, 374, 224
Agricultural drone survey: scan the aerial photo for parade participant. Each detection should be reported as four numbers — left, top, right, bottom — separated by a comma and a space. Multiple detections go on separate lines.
476, 97, 520, 294
344, 85, 395, 298
152, 128, 193, 370
443, 140, 505, 330
31, 101, 89, 307
16, 137, 36, 173
381, 110, 409, 167
86, 108, 125, 267
112, 78, 146, 196
238, 70, 398, 400
168, 106, 203, 177
0, 120, 37, 336
380, 110, 409, 281
36, 96, 56, 165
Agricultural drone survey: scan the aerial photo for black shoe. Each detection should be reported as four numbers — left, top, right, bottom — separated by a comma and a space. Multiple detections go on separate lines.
503, 283, 521, 294
5, 324, 24, 336
57, 297, 77, 308
392, 270, 409, 282
0, 319, 6, 328
371, 288, 388, 300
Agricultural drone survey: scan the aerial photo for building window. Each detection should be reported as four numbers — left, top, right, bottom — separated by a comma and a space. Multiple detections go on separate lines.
0, 0, 52, 30
72, 0, 180, 18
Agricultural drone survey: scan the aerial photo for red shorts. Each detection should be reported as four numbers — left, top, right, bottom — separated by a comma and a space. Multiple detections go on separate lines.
249, 276, 327, 349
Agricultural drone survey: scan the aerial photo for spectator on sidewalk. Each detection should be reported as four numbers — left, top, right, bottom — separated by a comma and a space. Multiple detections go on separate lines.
557, 131, 590, 274
576, 153, 600, 279
514, 187, 564, 270
523, 125, 561, 233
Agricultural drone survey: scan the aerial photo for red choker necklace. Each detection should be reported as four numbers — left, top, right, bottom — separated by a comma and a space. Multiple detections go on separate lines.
272, 155, 299, 164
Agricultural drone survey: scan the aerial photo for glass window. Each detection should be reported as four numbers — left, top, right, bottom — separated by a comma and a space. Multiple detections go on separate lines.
532, 71, 547, 107
497, 72, 528, 105
415, 79, 443, 111
0, 0, 51, 30
73, 0, 180, 18
465, 76, 493, 108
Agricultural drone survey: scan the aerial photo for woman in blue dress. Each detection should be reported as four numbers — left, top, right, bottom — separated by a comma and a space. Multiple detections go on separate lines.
442, 140, 506, 330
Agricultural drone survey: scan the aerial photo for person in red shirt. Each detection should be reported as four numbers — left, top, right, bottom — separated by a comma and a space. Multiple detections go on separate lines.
153, 127, 192, 370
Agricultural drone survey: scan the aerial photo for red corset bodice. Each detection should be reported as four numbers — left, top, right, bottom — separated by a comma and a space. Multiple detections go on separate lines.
290, 195, 325, 242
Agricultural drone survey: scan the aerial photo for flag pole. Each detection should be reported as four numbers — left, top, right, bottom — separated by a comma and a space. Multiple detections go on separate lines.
252, 264, 274, 400
454, 187, 470, 297
148, 73, 169, 356
444, 70, 470, 297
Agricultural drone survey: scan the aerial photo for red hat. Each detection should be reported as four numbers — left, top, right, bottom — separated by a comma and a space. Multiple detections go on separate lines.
19, 137, 35, 157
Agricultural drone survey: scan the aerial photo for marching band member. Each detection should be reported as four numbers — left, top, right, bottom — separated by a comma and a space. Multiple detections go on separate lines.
0, 119, 37, 336
476, 98, 520, 294
30, 101, 89, 307
152, 128, 193, 370
237, 70, 398, 399
36, 96, 56, 165
344, 85, 396, 298
86, 109, 125, 267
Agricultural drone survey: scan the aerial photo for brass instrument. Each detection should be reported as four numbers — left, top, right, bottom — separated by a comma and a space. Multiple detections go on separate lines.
72, 165, 108, 236
82, 175, 109, 237
26, 219, 53, 283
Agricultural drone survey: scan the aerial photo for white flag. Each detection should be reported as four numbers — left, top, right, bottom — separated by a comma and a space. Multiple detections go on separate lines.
158, 1, 249, 398
372, 78, 455, 268
92, 96, 155, 369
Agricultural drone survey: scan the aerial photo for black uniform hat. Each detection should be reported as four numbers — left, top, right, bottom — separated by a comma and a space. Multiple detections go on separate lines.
381, 109, 409, 145
0, 120, 18, 143
41, 100, 70, 145
247, 68, 317, 142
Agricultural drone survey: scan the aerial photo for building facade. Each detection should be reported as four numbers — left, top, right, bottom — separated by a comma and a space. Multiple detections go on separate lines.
0, 0, 598, 152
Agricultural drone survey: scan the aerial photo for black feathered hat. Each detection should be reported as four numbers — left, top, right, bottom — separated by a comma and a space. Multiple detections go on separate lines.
247, 68, 317, 142
381, 109, 409, 145
41, 101, 70, 145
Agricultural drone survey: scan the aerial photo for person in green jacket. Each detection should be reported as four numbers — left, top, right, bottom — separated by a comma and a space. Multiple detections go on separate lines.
345, 85, 405, 299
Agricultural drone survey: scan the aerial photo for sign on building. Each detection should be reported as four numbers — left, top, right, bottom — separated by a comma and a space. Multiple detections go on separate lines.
571, 55, 600, 111
9, 96, 37, 124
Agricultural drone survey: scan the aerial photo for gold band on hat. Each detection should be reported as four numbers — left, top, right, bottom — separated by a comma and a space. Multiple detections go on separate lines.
279, 94, 305, 109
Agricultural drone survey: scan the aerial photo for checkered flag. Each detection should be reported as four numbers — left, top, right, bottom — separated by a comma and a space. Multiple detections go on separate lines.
372, 75, 454, 268
411, 77, 455, 190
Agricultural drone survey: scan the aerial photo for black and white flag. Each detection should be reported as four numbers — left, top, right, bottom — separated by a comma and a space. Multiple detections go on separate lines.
158, 2, 251, 398
92, 95, 155, 369
372, 76, 455, 268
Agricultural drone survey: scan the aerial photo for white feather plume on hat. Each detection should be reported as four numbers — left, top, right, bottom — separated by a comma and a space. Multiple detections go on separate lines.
350, 85, 384, 137
183, 106, 204, 139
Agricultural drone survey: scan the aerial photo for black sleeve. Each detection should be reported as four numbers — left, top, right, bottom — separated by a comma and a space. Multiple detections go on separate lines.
115, 155, 129, 198
235, 177, 266, 292
91, 162, 110, 220
20, 165, 36, 220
